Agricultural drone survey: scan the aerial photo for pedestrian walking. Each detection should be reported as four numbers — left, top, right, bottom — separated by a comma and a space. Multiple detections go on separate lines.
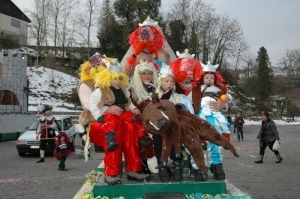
255, 111, 283, 163
234, 112, 244, 141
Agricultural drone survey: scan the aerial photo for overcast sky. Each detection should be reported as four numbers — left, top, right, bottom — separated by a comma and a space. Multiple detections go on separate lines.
11, 0, 300, 65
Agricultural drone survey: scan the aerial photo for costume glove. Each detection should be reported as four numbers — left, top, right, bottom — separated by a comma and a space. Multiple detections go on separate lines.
97, 115, 105, 122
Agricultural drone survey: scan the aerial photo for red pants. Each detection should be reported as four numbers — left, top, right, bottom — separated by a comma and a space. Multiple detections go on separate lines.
89, 111, 147, 176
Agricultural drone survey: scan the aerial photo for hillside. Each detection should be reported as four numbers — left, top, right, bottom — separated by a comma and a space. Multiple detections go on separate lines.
27, 66, 80, 112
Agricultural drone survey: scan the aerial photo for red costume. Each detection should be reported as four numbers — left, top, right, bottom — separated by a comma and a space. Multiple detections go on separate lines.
88, 59, 151, 184
89, 111, 147, 176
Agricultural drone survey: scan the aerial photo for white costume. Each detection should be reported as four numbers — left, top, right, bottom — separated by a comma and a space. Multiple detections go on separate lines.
199, 84, 231, 134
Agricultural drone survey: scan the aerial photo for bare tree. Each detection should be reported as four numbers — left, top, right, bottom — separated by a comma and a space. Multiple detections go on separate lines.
57, 0, 79, 63
76, 0, 98, 58
165, 0, 247, 68
166, 0, 213, 50
48, 0, 66, 58
279, 49, 300, 83
27, 0, 51, 65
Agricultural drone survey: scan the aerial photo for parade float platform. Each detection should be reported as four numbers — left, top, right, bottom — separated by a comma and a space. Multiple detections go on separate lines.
93, 167, 226, 198
74, 158, 252, 199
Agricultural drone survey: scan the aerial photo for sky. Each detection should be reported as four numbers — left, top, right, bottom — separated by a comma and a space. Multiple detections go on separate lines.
11, 0, 300, 65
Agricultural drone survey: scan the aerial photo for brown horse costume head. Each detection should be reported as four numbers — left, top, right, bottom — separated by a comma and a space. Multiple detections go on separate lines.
141, 92, 239, 181
142, 93, 182, 161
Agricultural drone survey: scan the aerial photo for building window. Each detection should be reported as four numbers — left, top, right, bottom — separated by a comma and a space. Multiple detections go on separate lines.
11, 18, 21, 28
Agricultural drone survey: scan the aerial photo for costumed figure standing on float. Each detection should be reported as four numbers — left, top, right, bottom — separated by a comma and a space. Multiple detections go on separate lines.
76, 52, 109, 160
154, 63, 196, 181
197, 61, 232, 140
121, 16, 176, 176
170, 49, 232, 180
121, 16, 176, 77
88, 59, 151, 185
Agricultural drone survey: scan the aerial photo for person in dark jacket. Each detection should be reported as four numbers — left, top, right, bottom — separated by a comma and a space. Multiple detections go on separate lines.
255, 111, 283, 163
234, 112, 244, 141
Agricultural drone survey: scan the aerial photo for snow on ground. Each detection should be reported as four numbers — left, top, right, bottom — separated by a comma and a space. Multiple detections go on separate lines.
27, 66, 79, 113
244, 119, 300, 125
26, 66, 300, 125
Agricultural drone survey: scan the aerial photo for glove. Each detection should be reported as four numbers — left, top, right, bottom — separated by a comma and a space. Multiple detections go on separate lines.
97, 115, 105, 122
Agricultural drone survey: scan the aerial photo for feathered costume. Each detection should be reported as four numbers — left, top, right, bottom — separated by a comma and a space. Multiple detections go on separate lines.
170, 50, 232, 180
88, 59, 150, 185
121, 16, 176, 76
77, 53, 108, 161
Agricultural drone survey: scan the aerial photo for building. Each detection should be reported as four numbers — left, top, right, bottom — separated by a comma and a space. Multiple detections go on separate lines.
0, 0, 31, 47
0, 50, 36, 136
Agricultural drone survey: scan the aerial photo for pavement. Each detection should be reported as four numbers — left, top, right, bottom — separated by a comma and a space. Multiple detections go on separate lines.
74, 125, 300, 198
0, 124, 299, 199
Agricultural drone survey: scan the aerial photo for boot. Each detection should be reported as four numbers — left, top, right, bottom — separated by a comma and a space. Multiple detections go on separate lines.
141, 159, 151, 177
105, 175, 121, 186
105, 131, 118, 152
58, 167, 68, 171
172, 160, 183, 181
210, 163, 225, 180
276, 154, 283, 163
158, 161, 171, 182
127, 171, 150, 182
138, 136, 152, 148
36, 157, 45, 163
172, 153, 183, 181
255, 155, 263, 163
193, 169, 208, 182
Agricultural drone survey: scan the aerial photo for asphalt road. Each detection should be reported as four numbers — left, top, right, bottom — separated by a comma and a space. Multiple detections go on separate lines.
223, 125, 300, 199
0, 136, 104, 199
0, 125, 299, 199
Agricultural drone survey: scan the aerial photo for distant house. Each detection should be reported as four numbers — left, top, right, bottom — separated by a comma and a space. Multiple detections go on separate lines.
0, 0, 31, 47
271, 67, 286, 77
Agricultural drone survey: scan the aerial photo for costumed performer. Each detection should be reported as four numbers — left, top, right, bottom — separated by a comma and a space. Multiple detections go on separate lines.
76, 52, 108, 160
36, 105, 59, 163
154, 63, 195, 181
54, 132, 74, 171
88, 59, 151, 185
121, 16, 174, 76
129, 60, 161, 177
198, 61, 232, 138
170, 49, 231, 180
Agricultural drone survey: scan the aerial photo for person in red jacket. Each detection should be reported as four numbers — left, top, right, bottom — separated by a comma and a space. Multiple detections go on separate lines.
36, 105, 58, 163
54, 132, 74, 171
89, 59, 151, 185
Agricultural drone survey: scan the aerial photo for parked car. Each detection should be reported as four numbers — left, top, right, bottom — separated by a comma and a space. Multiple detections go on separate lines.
16, 116, 76, 156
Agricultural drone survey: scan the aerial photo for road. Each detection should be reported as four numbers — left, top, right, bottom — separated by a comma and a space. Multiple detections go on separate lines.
0, 125, 299, 199
0, 136, 104, 199
223, 125, 300, 199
